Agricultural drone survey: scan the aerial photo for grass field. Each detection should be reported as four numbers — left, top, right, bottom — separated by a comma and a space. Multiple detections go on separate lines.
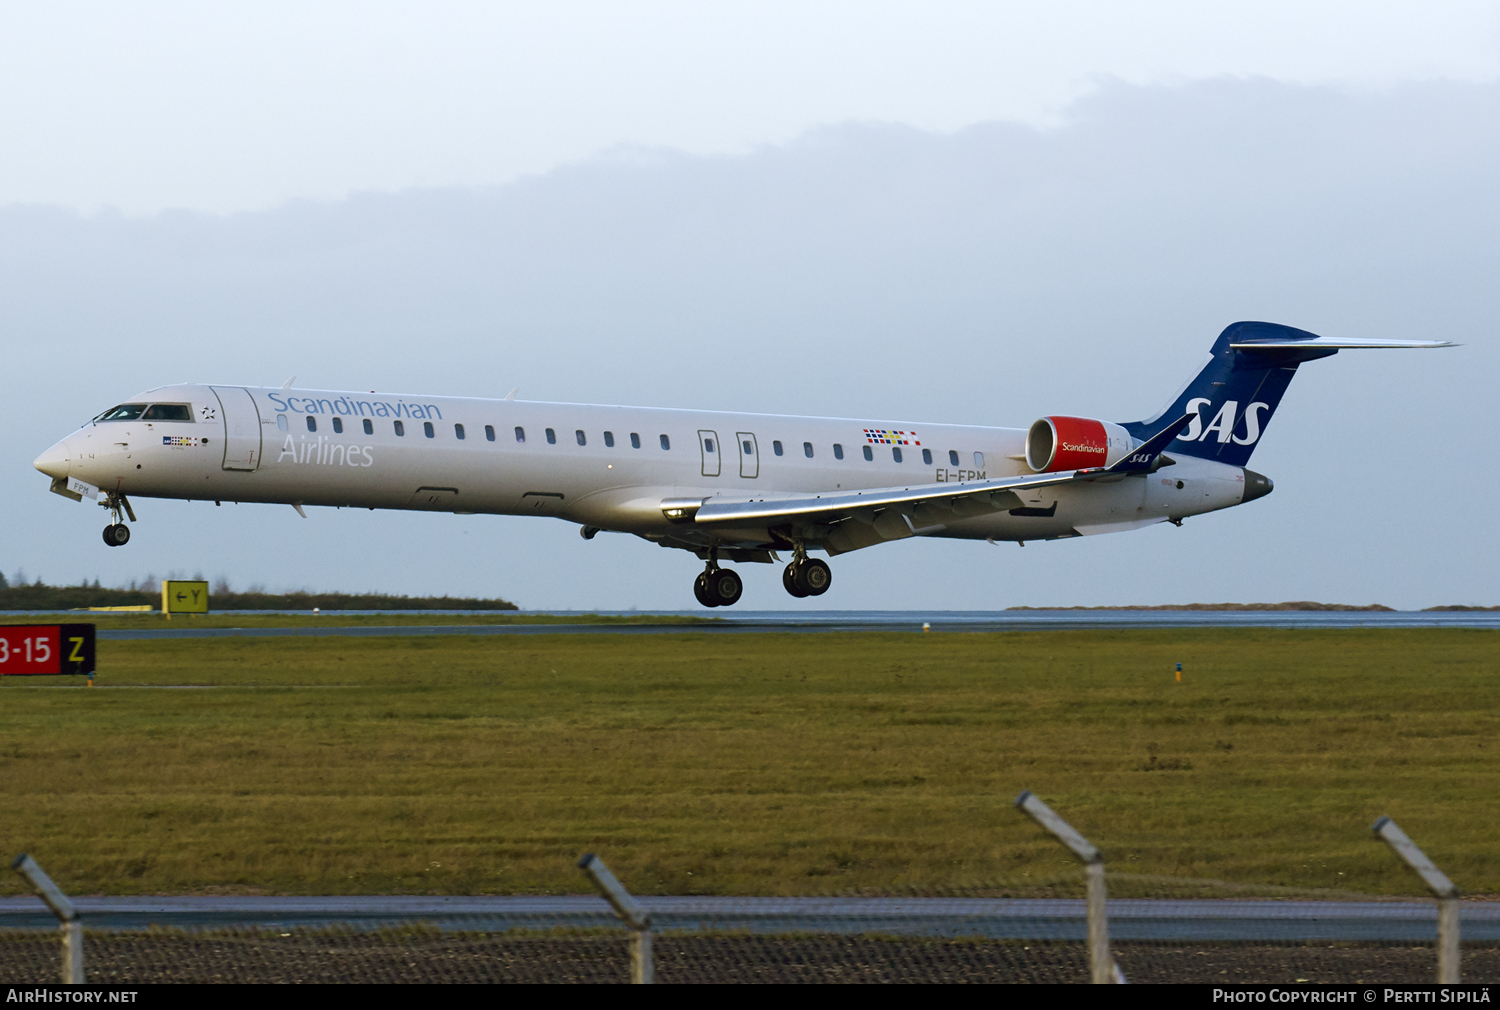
0, 629, 1495, 897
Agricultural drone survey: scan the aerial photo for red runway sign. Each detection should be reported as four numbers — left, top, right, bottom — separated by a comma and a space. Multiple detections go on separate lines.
0, 624, 95, 676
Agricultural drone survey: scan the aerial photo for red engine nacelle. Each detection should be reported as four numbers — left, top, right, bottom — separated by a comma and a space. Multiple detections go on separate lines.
1025, 416, 1133, 472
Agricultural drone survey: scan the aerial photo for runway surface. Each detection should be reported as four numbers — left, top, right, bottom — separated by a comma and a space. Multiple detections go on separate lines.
0, 895, 1493, 941
82, 609, 1500, 640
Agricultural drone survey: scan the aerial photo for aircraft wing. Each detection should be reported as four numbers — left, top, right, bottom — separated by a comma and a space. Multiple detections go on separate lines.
688, 470, 1078, 527
683, 413, 1195, 529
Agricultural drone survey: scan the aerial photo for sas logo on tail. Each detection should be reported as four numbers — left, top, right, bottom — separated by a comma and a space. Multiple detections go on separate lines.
1176, 399, 1270, 445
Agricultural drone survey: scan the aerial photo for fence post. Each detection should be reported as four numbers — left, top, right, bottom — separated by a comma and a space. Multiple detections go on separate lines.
1015, 791, 1124, 984
11, 854, 83, 984
1372, 817, 1460, 984
578, 852, 653, 984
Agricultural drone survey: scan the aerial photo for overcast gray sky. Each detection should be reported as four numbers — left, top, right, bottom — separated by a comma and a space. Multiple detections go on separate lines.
3, 4, 1497, 610
4, 2, 1500, 213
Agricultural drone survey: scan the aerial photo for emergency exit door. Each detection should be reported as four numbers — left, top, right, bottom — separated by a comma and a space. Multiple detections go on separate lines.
736, 432, 759, 478
698, 430, 721, 477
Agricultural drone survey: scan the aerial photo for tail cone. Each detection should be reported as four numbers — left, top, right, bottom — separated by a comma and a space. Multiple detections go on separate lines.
1242, 469, 1274, 503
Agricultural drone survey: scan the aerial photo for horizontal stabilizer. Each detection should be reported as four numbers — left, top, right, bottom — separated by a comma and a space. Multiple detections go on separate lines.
1126, 321, 1458, 469
1229, 336, 1457, 350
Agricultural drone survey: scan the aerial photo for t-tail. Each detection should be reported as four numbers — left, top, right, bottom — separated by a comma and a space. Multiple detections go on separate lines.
1122, 321, 1455, 467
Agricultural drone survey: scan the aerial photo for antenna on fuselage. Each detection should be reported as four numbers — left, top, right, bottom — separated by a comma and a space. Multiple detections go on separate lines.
505, 388, 518, 401
281, 376, 296, 389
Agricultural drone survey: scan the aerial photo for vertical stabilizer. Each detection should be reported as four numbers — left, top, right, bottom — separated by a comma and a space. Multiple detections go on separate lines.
1123, 322, 1338, 467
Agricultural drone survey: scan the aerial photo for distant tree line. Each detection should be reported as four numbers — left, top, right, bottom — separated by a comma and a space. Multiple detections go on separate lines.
0, 577, 518, 611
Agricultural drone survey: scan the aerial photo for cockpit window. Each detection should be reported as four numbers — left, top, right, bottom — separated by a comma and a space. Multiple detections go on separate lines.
96, 404, 146, 421
141, 404, 192, 421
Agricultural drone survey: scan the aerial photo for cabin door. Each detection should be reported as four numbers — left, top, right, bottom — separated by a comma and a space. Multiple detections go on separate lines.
210, 386, 263, 471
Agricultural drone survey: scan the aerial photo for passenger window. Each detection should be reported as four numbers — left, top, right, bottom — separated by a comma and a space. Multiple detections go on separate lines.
277, 414, 289, 431
332, 417, 344, 434
455, 423, 465, 440
659, 434, 670, 450
974, 451, 984, 468
862, 445, 873, 461
948, 450, 959, 466
630, 433, 640, 448
704, 438, 714, 453
142, 404, 192, 420
773, 440, 783, 456
743, 440, 753, 455
485, 425, 495, 441
892, 447, 902, 463
922, 448, 932, 465
604, 431, 615, 448
363, 419, 374, 435
424, 421, 435, 438
803, 442, 813, 458
833, 443, 844, 460
306, 416, 317, 432
394, 420, 405, 436
546, 428, 556, 444
515, 426, 526, 442
575, 430, 586, 446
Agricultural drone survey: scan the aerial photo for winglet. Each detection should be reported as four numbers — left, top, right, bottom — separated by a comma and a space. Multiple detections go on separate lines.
1105, 413, 1194, 474
281, 376, 296, 389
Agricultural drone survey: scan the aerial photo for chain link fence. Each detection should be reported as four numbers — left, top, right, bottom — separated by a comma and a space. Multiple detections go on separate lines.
1, 885, 1496, 984
5, 801, 1493, 984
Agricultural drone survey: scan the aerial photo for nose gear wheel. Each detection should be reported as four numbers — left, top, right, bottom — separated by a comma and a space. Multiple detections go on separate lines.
99, 492, 136, 547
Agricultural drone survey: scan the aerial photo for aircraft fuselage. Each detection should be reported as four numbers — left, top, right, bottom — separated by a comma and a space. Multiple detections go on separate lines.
34, 382, 1252, 555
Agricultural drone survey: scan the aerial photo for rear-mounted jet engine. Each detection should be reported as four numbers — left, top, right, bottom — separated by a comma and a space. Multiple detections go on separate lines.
1025, 416, 1134, 472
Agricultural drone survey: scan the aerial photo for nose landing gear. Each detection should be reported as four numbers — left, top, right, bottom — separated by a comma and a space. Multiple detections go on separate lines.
99, 492, 137, 548
692, 548, 744, 608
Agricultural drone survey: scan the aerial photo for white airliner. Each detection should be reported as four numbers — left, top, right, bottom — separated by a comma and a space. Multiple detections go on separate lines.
34, 322, 1450, 607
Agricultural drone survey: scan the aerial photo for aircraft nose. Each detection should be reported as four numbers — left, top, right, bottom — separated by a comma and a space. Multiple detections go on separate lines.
1242, 468, 1274, 503
33, 438, 72, 480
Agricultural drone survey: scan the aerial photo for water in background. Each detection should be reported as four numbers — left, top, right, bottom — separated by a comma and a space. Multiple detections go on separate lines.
13, 608, 1499, 632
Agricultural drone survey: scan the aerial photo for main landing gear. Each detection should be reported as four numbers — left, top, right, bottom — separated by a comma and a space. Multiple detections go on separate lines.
693, 562, 743, 608
689, 544, 834, 607
782, 556, 831, 598
100, 492, 136, 548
